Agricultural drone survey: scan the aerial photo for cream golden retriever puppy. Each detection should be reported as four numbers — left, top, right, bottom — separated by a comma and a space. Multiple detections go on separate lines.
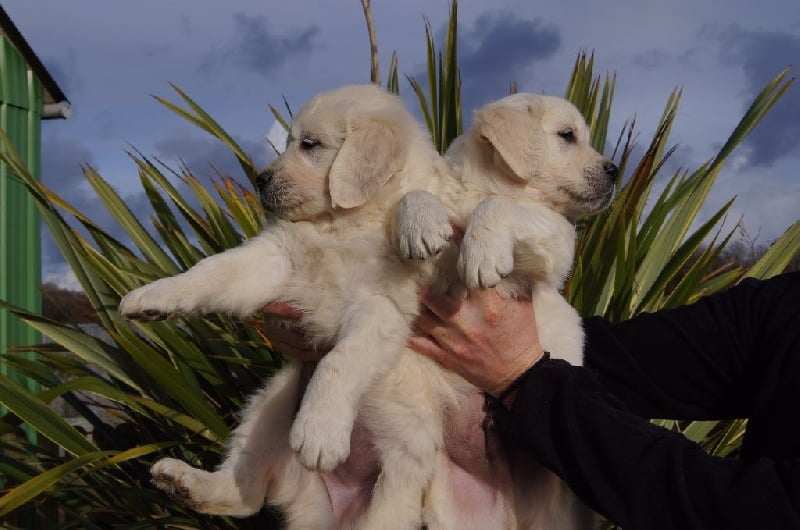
120, 84, 617, 529
393, 93, 617, 529
121, 84, 452, 528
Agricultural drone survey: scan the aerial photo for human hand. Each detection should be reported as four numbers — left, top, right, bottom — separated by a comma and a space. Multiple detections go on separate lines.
409, 288, 545, 399
259, 303, 326, 362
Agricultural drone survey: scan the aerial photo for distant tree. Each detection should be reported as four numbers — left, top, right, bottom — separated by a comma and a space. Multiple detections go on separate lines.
41, 282, 99, 324
717, 222, 799, 273
717, 223, 767, 270
665, 223, 797, 296
717, 239, 763, 270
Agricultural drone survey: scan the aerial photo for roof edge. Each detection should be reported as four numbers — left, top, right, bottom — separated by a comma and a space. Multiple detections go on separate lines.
0, 5, 69, 106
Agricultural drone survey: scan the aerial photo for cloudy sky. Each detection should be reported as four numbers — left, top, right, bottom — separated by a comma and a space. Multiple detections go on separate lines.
4, 0, 799, 289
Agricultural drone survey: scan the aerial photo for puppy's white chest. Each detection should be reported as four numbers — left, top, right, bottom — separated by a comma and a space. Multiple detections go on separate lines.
276, 229, 423, 342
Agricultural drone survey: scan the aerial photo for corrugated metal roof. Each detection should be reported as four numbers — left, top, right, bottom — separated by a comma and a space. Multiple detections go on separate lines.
0, 4, 69, 106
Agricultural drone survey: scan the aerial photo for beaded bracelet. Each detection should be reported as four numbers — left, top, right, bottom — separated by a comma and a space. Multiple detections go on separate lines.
486, 351, 550, 408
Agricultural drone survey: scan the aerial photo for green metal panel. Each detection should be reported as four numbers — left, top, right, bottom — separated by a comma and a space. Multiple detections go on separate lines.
0, 37, 43, 401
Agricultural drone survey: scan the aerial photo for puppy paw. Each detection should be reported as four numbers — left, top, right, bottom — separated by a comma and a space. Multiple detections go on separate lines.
150, 458, 197, 498
458, 232, 514, 289
398, 217, 453, 260
150, 458, 260, 516
290, 410, 352, 472
119, 278, 188, 320
395, 191, 453, 260
150, 458, 209, 510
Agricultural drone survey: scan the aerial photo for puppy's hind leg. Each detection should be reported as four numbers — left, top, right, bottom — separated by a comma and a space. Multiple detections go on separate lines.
152, 362, 332, 526
151, 363, 301, 516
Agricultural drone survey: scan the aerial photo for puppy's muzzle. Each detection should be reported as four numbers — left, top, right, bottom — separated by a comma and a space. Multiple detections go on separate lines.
256, 169, 279, 212
602, 160, 619, 182
257, 169, 274, 190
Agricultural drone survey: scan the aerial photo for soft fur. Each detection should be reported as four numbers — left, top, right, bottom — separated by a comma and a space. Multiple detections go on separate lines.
393, 92, 617, 529
119, 85, 616, 529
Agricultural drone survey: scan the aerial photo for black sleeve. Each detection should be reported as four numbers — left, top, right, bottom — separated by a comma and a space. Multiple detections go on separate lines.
493, 271, 800, 528
582, 270, 800, 420
497, 360, 800, 529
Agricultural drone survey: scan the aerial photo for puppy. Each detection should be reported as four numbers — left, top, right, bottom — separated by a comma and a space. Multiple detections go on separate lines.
121, 84, 454, 528
395, 92, 618, 528
402, 92, 617, 357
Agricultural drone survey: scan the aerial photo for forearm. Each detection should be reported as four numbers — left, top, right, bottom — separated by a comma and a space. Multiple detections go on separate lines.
582, 273, 800, 419
496, 359, 800, 529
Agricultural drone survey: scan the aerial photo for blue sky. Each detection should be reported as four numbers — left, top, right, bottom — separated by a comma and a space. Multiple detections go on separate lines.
4, 0, 799, 288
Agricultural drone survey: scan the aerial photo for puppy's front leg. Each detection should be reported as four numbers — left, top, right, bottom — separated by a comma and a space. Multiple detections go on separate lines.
290, 295, 411, 471
119, 231, 292, 320
394, 190, 454, 260
459, 195, 576, 288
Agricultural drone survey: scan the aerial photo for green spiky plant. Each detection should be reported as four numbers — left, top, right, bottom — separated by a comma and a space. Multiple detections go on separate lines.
0, 1, 798, 528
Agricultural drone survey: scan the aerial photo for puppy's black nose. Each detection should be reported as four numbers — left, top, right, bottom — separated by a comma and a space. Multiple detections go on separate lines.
256, 169, 274, 189
603, 161, 619, 181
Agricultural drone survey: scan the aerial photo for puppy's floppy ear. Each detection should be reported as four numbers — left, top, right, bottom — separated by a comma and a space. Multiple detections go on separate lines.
329, 113, 410, 209
476, 102, 545, 181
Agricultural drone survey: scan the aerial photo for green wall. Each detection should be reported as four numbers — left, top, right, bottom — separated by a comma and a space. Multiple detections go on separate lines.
0, 36, 43, 395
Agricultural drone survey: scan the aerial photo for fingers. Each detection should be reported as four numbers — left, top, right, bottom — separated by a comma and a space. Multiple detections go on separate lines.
265, 329, 322, 362
450, 223, 464, 245
262, 323, 311, 350
414, 307, 464, 346
419, 289, 462, 320
413, 307, 442, 334
467, 287, 501, 308
259, 313, 325, 362
419, 286, 523, 324
408, 332, 453, 371
270, 343, 322, 362
262, 302, 303, 319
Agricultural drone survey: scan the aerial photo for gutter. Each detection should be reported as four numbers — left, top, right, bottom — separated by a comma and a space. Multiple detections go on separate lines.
42, 101, 71, 120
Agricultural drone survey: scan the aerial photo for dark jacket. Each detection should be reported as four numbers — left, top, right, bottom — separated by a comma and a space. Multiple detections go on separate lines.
496, 271, 800, 529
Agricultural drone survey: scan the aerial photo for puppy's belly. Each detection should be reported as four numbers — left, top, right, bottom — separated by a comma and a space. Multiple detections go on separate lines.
320, 391, 511, 524
441, 390, 513, 516
441, 391, 496, 473
321, 418, 381, 523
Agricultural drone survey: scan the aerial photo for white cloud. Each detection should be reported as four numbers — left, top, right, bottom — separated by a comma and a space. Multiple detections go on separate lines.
701, 157, 800, 243
43, 264, 83, 292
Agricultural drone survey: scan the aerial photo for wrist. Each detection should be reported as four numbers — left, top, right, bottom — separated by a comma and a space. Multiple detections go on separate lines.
491, 350, 550, 408
500, 387, 522, 409
487, 343, 547, 398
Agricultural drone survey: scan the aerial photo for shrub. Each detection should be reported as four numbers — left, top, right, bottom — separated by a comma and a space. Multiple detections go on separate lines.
0, 2, 797, 527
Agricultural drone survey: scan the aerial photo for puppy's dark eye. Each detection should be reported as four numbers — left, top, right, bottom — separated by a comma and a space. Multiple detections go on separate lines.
558, 129, 576, 143
300, 138, 321, 150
